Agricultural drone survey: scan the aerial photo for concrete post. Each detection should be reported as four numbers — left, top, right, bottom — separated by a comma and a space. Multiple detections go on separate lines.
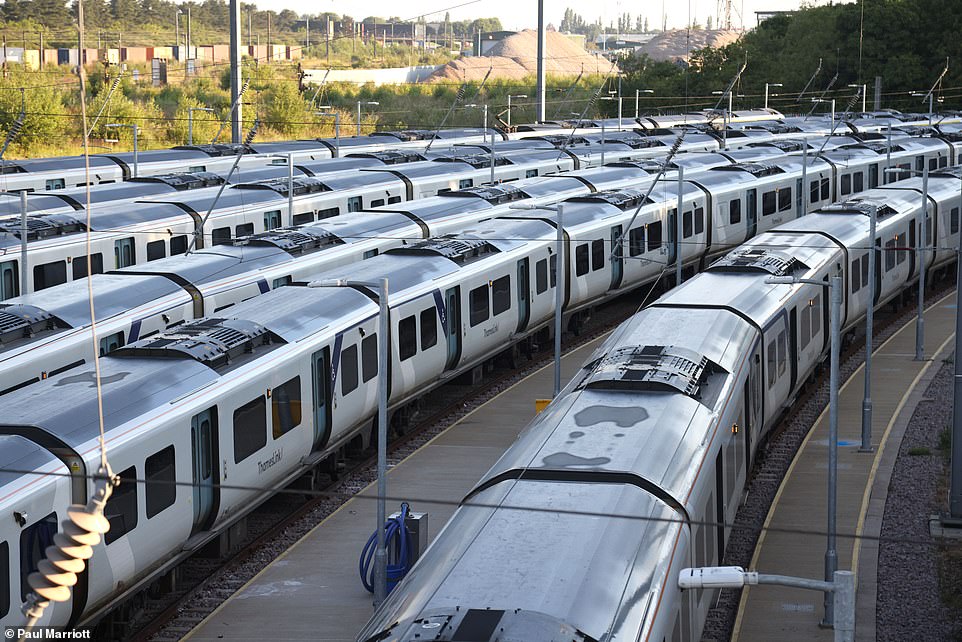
861, 206, 877, 452
822, 274, 842, 626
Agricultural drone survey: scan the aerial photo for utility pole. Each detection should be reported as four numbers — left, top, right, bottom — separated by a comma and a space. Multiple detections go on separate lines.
267, 13, 271, 62
536, 0, 546, 122
229, 0, 242, 143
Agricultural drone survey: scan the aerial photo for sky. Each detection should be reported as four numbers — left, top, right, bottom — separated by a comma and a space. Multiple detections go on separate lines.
249, 0, 850, 33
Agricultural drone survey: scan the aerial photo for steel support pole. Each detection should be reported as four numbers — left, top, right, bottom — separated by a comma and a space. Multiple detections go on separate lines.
635, 89, 640, 118
188, 109, 193, 146
19, 190, 27, 296
861, 206, 877, 452
822, 274, 842, 627
676, 166, 684, 286
951, 174, 962, 518
373, 277, 390, 606
536, 0, 546, 122
287, 152, 294, 225
617, 95, 622, 131
554, 204, 564, 397
917, 165, 929, 361
334, 113, 340, 156
507, 95, 512, 127
229, 0, 242, 143
600, 122, 605, 167
356, 101, 362, 137
765, 83, 769, 109
885, 125, 892, 183
489, 130, 495, 184
132, 125, 138, 178
800, 145, 808, 218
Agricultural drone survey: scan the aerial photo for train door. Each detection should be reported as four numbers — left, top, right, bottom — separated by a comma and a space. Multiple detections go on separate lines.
610, 225, 624, 290
516, 259, 530, 333
312, 347, 332, 449
0, 259, 17, 300
190, 407, 218, 533
789, 307, 798, 391
874, 238, 882, 304
909, 220, 917, 278
746, 189, 758, 238
667, 209, 678, 267
444, 286, 462, 370
795, 179, 803, 217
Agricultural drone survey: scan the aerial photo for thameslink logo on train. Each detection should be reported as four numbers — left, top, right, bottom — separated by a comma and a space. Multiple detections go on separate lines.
258, 448, 283, 474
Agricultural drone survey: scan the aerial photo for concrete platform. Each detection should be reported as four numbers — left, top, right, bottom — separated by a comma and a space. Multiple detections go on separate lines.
184, 337, 608, 642
733, 291, 958, 642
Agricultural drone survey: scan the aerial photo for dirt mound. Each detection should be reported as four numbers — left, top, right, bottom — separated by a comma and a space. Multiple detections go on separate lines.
637, 29, 742, 62
431, 29, 615, 82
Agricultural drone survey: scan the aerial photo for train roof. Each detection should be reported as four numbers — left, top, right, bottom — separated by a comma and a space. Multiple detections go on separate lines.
144, 185, 285, 211
294, 156, 397, 175
0, 434, 64, 491
313, 211, 423, 240
116, 241, 299, 285
0, 154, 120, 174
0, 193, 78, 216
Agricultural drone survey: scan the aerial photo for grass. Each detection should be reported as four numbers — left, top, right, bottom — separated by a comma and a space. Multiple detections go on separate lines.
909, 446, 933, 456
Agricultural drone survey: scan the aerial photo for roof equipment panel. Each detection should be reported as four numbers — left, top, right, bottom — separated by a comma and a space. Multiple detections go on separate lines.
569, 187, 654, 211
439, 184, 528, 204
235, 227, 343, 254
232, 176, 331, 196
0, 212, 85, 240
387, 236, 499, 264
819, 199, 900, 219
350, 150, 427, 164
711, 162, 786, 178
433, 153, 512, 168
708, 248, 809, 276
131, 171, 225, 190
0, 305, 68, 346
580, 344, 725, 402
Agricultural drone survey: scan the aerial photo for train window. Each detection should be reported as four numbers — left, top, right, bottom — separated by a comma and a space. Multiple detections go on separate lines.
114, 237, 136, 268
896, 233, 907, 265
420, 308, 437, 350
940, 156, 949, 168
235, 223, 254, 238
147, 240, 166, 261
694, 207, 704, 234
361, 334, 378, 382
549, 254, 557, 288
695, 517, 707, 569
212, 227, 231, 245
777, 330, 787, 376
347, 196, 363, 212
45, 178, 65, 190
189, 165, 206, 172
861, 254, 869, 287
0, 540, 7, 618
145, 446, 176, 519
811, 294, 821, 337
575, 244, 589, 276
821, 178, 830, 200
317, 207, 339, 219
536, 258, 548, 293
399, 315, 417, 361
0, 260, 18, 300
729, 200, 741, 224
809, 179, 820, 203
104, 466, 138, 544
233, 395, 267, 464
628, 227, 645, 257
854, 172, 864, 192
20, 513, 57, 599
851, 257, 862, 293
387, 196, 402, 204
33, 260, 67, 290
264, 210, 282, 231
840, 174, 851, 196
915, 156, 924, 172
767, 339, 777, 387
272, 276, 292, 288
370, 199, 385, 208
341, 344, 359, 395
591, 239, 605, 271
526, 169, 539, 178
952, 208, 960, 235
459, 179, 473, 189
778, 188, 791, 212
869, 165, 879, 189
929, 157, 938, 171
293, 212, 314, 225
800, 305, 811, 350
492, 275, 511, 315
469, 285, 489, 327
762, 191, 776, 216
170, 235, 188, 256
71, 253, 103, 280
682, 210, 693, 238
271, 376, 302, 438
647, 221, 662, 252
99, 331, 124, 356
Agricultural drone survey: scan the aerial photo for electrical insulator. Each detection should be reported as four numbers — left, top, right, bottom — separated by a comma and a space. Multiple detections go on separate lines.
244, 118, 261, 147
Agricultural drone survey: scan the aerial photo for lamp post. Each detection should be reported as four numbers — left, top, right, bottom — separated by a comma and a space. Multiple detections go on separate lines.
767, 273, 842, 626
885, 165, 929, 360
812, 97, 836, 123
860, 204, 879, 452
187, 107, 214, 145
506, 94, 527, 128
634, 88, 654, 118
307, 277, 390, 605
464, 103, 488, 132
356, 100, 380, 137
315, 106, 340, 156
764, 82, 783, 110
847, 83, 867, 113
105, 123, 138, 177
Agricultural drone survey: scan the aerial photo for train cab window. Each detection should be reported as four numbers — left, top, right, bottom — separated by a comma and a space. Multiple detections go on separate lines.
20, 513, 57, 599
170, 235, 188, 256
114, 237, 136, 268
762, 191, 776, 216
0, 260, 18, 300
896, 233, 907, 264
767, 339, 777, 387
104, 466, 138, 544
33, 260, 67, 290
869, 165, 879, 189
363, 249, 378, 259
536, 258, 548, 293
0, 540, 7, 618
591, 239, 605, 271
45, 178, 65, 190
683, 210, 693, 238
940, 156, 949, 168
293, 212, 314, 225
854, 172, 864, 192
800, 305, 812, 350
145, 446, 176, 518
777, 330, 787, 376
420, 307, 437, 350
469, 285, 490, 327
526, 169, 539, 178
778, 188, 791, 212
628, 227, 645, 257
71, 253, 104, 280
272, 276, 292, 288
361, 334, 378, 382
399, 315, 417, 361
189, 165, 206, 172
271, 377, 302, 438
574, 244, 589, 276
729, 200, 742, 224
347, 196, 363, 212
915, 156, 925, 172
235, 223, 254, 238
929, 157, 938, 171
147, 240, 166, 261
809, 179, 820, 203
459, 179, 473, 189
492, 275, 511, 315
233, 395, 267, 463
885, 239, 896, 271
387, 196, 402, 204
841, 174, 852, 196
370, 199, 385, 208
549, 254, 557, 288
861, 254, 869, 287
694, 207, 704, 234
99, 331, 124, 356
647, 221, 663, 252
811, 294, 821, 337
952, 208, 960, 235
821, 178, 830, 200
317, 207, 339, 219
341, 344, 359, 395
851, 257, 862, 293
